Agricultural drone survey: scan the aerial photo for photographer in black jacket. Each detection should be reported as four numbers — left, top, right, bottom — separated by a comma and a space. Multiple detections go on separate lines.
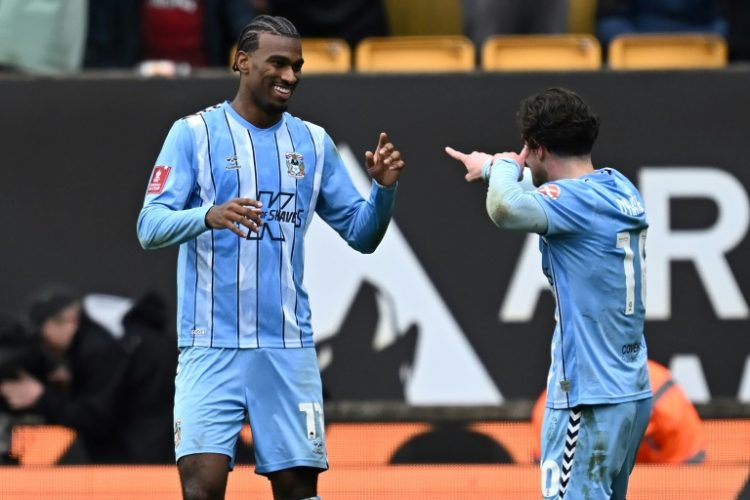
0, 286, 129, 463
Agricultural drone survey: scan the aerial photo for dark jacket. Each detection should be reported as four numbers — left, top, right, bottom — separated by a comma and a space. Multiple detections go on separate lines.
34, 314, 129, 463
270, 0, 388, 47
118, 294, 177, 464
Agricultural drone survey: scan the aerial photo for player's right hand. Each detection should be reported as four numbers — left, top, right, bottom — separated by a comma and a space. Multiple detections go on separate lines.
445, 146, 492, 182
205, 198, 263, 238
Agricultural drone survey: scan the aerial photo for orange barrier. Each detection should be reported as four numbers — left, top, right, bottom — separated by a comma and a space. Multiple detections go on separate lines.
0, 464, 747, 500
703, 419, 750, 464
9, 426, 76, 466
10, 419, 750, 466
322, 419, 749, 466
326, 422, 431, 466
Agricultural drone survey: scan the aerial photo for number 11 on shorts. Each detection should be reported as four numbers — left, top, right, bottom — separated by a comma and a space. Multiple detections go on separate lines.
299, 402, 324, 439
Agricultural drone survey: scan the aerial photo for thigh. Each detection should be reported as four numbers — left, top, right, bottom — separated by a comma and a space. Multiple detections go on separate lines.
174, 347, 247, 468
268, 466, 320, 500
540, 401, 650, 500
245, 348, 328, 475
611, 397, 652, 499
178, 453, 230, 500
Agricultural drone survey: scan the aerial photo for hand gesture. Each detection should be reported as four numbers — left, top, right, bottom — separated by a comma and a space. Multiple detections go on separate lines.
365, 132, 405, 187
0, 372, 44, 410
205, 198, 263, 238
444, 147, 492, 182
446, 146, 529, 182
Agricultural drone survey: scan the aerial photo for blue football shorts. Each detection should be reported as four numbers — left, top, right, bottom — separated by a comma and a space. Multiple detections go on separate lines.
173, 346, 329, 474
540, 398, 652, 499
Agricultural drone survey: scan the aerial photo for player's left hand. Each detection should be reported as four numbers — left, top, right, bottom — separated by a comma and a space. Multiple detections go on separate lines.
0, 372, 44, 410
365, 132, 404, 187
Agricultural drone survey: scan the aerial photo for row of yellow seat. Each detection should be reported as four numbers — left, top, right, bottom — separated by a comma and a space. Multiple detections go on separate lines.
300, 33, 728, 73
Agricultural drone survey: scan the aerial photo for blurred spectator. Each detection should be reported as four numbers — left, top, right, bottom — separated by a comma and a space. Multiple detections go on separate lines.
461, 0, 569, 49
85, 0, 254, 69
0, 285, 129, 463
635, 360, 706, 463
0, 286, 177, 464
596, 0, 728, 49
0, 0, 87, 74
257, 0, 389, 48
0, 315, 49, 464
531, 359, 706, 464
117, 292, 177, 464
727, 0, 750, 61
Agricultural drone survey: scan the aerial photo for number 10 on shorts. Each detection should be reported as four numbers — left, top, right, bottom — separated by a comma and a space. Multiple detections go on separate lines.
299, 402, 324, 439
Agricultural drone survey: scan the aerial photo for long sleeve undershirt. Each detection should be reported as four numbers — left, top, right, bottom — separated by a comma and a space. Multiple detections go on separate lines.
485, 158, 549, 234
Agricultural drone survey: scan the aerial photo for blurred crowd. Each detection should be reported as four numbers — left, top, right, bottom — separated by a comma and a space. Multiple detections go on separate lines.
0, 0, 747, 74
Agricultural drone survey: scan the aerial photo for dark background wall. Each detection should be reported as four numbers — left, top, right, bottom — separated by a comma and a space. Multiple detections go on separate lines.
1, 71, 748, 400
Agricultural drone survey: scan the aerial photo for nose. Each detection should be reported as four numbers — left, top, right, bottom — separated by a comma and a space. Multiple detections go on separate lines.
280, 65, 298, 84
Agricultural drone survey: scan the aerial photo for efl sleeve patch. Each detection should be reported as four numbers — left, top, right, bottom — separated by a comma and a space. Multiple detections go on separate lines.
536, 184, 561, 200
147, 166, 172, 194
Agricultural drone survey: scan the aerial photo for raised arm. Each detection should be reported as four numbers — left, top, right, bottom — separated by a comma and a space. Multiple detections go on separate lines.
315, 132, 404, 253
445, 146, 548, 233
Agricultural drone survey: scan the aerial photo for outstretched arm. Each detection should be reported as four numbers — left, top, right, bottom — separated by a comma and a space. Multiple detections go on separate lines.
445, 146, 548, 233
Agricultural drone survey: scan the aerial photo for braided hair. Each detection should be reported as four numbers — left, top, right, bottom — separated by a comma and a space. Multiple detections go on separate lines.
232, 15, 300, 71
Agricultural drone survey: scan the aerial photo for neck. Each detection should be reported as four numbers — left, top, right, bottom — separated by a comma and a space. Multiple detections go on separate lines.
547, 154, 594, 182
230, 93, 281, 129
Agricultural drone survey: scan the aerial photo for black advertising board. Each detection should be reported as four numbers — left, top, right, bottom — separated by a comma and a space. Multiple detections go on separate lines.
1, 71, 748, 402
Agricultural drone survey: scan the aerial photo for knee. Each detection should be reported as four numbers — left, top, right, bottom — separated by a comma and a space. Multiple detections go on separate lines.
181, 480, 225, 500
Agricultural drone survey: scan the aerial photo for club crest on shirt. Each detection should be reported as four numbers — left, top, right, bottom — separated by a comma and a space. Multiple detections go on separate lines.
147, 166, 172, 194
225, 155, 240, 170
285, 152, 305, 178
537, 184, 561, 200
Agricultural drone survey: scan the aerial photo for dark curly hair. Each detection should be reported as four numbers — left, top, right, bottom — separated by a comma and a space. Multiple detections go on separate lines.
517, 87, 600, 157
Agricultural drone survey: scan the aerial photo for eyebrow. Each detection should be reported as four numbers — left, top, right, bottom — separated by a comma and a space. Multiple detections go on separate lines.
267, 54, 302, 63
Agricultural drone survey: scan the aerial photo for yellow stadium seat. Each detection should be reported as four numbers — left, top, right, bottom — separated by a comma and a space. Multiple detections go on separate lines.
567, 0, 598, 34
355, 36, 475, 73
301, 38, 351, 73
383, 0, 463, 36
608, 33, 728, 70
481, 34, 602, 71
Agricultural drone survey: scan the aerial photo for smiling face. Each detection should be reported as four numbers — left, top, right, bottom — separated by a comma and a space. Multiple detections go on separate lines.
238, 33, 303, 122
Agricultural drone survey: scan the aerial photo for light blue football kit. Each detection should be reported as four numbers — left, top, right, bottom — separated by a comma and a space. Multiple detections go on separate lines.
137, 101, 397, 472
486, 159, 652, 499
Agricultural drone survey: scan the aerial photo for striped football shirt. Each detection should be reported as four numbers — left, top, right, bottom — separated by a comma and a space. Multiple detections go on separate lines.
137, 101, 397, 348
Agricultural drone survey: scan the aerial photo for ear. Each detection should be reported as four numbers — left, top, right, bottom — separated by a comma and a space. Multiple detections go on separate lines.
234, 50, 251, 74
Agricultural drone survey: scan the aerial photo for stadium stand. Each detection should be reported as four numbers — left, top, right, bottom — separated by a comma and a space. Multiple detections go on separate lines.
354, 35, 475, 72
481, 34, 602, 71
567, 0, 598, 34
300, 38, 352, 73
382, 0, 463, 37
608, 33, 729, 69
